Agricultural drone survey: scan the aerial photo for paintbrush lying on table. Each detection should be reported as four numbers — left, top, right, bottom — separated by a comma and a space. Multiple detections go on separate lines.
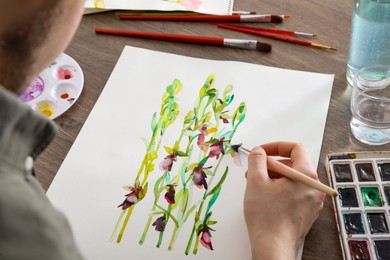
231, 145, 338, 197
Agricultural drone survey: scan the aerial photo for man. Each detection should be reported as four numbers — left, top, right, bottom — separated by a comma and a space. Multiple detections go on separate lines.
0, 1, 85, 259
0, 1, 324, 259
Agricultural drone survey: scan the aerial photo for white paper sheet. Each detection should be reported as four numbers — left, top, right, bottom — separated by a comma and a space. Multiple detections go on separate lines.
85, 0, 234, 15
47, 46, 334, 260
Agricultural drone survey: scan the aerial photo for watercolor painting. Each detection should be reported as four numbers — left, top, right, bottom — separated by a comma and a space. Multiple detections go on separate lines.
85, 0, 233, 15
110, 74, 246, 254
47, 46, 334, 260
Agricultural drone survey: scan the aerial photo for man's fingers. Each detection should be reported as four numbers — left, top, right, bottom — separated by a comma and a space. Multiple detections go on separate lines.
247, 146, 269, 182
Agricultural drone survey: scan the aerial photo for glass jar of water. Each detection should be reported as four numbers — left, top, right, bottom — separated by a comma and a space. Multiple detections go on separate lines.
346, 0, 390, 87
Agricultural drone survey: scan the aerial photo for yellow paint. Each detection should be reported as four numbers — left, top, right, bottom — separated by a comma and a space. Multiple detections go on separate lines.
37, 103, 54, 118
94, 0, 105, 8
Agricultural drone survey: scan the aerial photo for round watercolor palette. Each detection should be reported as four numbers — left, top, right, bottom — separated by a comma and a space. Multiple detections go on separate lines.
326, 152, 390, 260
19, 53, 84, 119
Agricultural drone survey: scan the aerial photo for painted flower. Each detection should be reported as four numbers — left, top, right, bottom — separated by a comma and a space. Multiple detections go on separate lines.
198, 224, 215, 250
159, 150, 177, 171
192, 163, 211, 189
164, 184, 176, 204
209, 137, 225, 159
197, 124, 209, 151
118, 181, 143, 210
220, 111, 230, 124
180, 0, 202, 11
152, 215, 166, 232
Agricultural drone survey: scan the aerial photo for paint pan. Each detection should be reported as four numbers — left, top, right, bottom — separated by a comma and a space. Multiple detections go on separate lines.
19, 53, 84, 119
327, 152, 390, 260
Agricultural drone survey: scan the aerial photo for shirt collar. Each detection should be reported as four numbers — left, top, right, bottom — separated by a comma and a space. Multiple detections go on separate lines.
0, 86, 57, 167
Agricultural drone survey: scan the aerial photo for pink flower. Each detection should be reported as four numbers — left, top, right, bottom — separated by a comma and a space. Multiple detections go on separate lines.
164, 184, 176, 204
192, 163, 211, 189
159, 151, 177, 171
209, 137, 225, 159
118, 182, 143, 210
152, 215, 166, 232
197, 124, 209, 151
180, 0, 202, 11
198, 224, 215, 250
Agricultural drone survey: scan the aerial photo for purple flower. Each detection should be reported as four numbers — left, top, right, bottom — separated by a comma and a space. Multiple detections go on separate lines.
209, 137, 225, 159
198, 224, 215, 250
164, 184, 176, 204
192, 163, 211, 190
152, 215, 166, 232
118, 182, 143, 210
159, 151, 177, 171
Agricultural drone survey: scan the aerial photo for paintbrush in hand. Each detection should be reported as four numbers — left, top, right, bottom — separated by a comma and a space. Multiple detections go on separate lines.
231, 144, 338, 197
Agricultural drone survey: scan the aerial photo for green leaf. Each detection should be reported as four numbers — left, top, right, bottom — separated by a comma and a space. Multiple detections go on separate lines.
164, 146, 174, 154
173, 141, 180, 151
184, 110, 195, 124
232, 102, 247, 127
171, 188, 184, 211
171, 79, 183, 95
207, 220, 218, 226
186, 163, 198, 172
176, 151, 187, 157
206, 187, 221, 213
203, 169, 213, 176
155, 204, 178, 226
183, 204, 197, 223
154, 176, 165, 198
150, 112, 157, 131
139, 182, 148, 200
205, 166, 228, 198
199, 157, 209, 166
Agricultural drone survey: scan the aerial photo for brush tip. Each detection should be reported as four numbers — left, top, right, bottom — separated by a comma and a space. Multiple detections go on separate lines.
270, 15, 283, 23
231, 144, 241, 152
256, 42, 272, 52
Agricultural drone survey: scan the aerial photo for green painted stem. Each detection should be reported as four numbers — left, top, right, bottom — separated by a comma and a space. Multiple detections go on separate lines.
185, 225, 196, 255
110, 210, 125, 242
117, 205, 135, 243
193, 233, 201, 255
168, 225, 179, 250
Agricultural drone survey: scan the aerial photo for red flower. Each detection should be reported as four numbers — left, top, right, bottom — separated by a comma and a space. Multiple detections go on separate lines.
118, 182, 143, 210
209, 137, 225, 159
152, 215, 166, 232
198, 224, 215, 250
192, 163, 211, 190
164, 184, 176, 204
159, 151, 177, 171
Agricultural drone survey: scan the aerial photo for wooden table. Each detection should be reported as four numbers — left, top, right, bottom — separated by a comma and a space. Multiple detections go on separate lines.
34, 1, 390, 259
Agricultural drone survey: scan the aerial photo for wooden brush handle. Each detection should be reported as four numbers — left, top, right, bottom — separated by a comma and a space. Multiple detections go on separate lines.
266, 157, 338, 197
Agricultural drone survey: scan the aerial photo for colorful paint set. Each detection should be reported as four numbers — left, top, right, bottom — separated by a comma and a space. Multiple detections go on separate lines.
19, 53, 84, 119
327, 152, 390, 260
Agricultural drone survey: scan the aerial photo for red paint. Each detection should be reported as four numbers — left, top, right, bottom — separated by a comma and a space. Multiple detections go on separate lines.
55, 68, 74, 80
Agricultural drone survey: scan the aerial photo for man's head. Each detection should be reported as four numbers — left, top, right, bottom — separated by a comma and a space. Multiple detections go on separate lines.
0, 1, 84, 94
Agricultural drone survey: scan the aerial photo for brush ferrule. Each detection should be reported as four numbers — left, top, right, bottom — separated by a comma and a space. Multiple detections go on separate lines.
223, 39, 258, 50
240, 14, 271, 22
295, 31, 316, 37
238, 146, 251, 156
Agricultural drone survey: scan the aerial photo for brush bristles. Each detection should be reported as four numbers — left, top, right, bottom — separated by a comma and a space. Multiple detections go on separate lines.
256, 42, 272, 52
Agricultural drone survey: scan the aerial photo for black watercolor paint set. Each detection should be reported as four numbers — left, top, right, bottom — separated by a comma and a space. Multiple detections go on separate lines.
326, 151, 390, 260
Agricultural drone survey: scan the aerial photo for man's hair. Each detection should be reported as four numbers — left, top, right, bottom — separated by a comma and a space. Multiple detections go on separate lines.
0, 1, 62, 93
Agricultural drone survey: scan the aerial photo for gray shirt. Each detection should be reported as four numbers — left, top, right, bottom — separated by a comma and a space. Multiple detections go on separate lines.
0, 87, 83, 260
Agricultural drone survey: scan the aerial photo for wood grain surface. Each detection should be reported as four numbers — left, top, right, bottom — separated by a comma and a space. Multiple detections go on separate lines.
34, 1, 390, 259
